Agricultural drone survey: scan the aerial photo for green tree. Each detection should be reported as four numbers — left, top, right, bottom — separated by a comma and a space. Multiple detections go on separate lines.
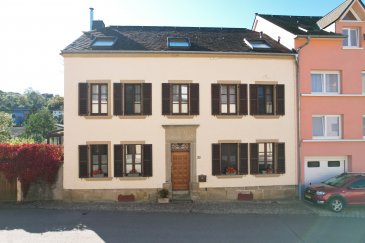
0, 112, 12, 143
47, 95, 64, 111
24, 88, 46, 113
24, 108, 56, 143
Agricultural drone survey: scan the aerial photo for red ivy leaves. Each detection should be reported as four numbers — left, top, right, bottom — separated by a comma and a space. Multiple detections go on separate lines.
0, 144, 63, 197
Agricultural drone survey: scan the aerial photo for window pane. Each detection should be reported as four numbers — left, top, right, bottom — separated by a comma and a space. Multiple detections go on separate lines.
135, 154, 141, 163
173, 104, 179, 113
257, 86, 265, 114
126, 154, 133, 164
265, 87, 273, 114
101, 164, 108, 175
362, 73, 365, 94
326, 74, 339, 93
221, 94, 227, 104
221, 104, 227, 113
350, 29, 358, 47
229, 94, 236, 104
181, 85, 188, 94
92, 85, 99, 94
328, 161, 340, 167
307, 161, 320, 168
311, 74, 323, 92
342, 29, 349, 46
100, 104, 107, 114
229, 86, 236, 95
173, 94, 179, 102
135, 165, 142, 173
181, 104, 188, 113
126, 164, 132, 173
229, 104, 236, 113
326, 116, 340, 137
313, 117, 324, 136
181, 94, 188, 103
172, 85, 179, 94
92, 104, 99, 113
221, 86, 227, 95
134, 104, 141, 113
100, 85, 107, 95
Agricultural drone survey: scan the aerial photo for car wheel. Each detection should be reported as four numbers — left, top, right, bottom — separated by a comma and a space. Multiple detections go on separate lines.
329, 197, 344, 212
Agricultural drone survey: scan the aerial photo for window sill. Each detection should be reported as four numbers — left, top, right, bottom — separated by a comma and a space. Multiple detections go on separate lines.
118, 115, 147, 119
254, 174, 281, 178
253, 115, 281, 119
83, 177, 113, 181
216, 175, 244, 179
302, 94, 365, 97
119, 177, 148, 180
84, 115, 112, 119
215, 115, 244, 119
342, 47, 363, 50
165, 115, 195, 119
304, 139, 365, 143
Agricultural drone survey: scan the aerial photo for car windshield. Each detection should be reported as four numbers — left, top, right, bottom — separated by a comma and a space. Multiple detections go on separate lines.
323, 174, 353, 187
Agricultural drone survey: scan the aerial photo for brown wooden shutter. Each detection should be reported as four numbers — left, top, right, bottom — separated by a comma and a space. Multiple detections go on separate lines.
113, 83, 123, 115
276, 143, 285, 174
142, 83, 152, 115
212, 144, 221, 175
239, 84, 248, 115
78, 83, 89, 116
162, 83, 171, 115
250, 84, 258, 115
143, 144, 152, 177
276, 84, 285, 115
250, 143, 259, 175
190, 83, 199, 115
114, 144, 124, 177
79, 145, 88, 178
211, 84, 220, 115
239, 143, 248, 175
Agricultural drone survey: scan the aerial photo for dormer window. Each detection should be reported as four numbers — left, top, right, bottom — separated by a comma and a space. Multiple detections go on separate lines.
167, 37, 191, 49
91, 37, 117, 49
245, 39, 271, 49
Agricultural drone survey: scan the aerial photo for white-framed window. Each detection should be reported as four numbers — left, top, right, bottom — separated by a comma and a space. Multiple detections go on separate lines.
363, 116, 365, 138
312, 115, 341, 139
342, 28, 359, 48
362, 72, 365, 94
311, 72, 340, 94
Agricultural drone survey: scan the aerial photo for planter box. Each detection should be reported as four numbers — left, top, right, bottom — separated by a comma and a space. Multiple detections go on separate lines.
158, 198, 170, 204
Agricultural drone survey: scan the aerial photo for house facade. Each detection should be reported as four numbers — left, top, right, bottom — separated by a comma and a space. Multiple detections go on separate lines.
254, 0, 365, 191
62, 24, 297, 201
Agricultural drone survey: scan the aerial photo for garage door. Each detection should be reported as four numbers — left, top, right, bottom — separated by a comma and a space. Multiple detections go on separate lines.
304, 157, 346, 187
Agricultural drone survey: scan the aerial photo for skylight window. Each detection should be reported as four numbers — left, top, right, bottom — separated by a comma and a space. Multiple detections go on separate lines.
91, 37, 117, 49
247, 40, 271, 49
167, 37, 191, 49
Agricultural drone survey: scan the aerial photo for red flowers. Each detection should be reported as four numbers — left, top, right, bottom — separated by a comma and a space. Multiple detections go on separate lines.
225, 166, 237, 175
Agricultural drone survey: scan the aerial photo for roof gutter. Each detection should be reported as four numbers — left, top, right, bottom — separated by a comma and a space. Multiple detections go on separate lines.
60, 50, 295, 57
295, 35, 310, 201
296, 35, 344, 39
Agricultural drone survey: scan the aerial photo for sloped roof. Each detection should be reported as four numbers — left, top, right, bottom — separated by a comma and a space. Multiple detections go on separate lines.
317, 0, 365, 29
62, 26, 291, 54
257, 14, 342, 37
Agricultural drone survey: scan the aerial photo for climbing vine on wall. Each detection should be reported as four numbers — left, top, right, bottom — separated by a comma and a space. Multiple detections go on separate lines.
0, 144, 63, 197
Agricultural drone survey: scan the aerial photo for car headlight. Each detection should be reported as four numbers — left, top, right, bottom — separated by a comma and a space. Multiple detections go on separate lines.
315, 191, 326, 196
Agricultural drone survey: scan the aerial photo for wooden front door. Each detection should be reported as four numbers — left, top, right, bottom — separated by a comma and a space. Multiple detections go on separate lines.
0, 172, 16, 201
171, 151, 190, 191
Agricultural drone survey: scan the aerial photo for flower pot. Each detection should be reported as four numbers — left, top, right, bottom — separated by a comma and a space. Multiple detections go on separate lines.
158, 198, 169, 204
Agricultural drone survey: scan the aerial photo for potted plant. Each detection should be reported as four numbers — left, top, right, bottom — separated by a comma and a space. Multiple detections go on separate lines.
225, 166, 237, 175
158, 188, 169, 203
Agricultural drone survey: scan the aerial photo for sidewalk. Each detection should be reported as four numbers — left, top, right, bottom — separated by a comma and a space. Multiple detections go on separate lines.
1, 199, 365, 218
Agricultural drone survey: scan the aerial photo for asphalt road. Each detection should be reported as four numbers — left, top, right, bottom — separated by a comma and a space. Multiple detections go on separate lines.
0, 208, 365, 243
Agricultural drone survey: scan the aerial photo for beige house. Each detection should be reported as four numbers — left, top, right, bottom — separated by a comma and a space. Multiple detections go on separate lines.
61, 21, 297, 201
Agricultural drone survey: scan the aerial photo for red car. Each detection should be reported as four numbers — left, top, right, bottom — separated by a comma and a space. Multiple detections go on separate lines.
304, 173, 365, 212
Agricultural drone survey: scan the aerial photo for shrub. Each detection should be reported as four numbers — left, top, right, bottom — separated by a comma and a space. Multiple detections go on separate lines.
0, 144, 63, 197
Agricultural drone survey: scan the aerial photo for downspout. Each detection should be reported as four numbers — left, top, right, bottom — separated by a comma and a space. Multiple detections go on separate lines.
295, 36, 310, 200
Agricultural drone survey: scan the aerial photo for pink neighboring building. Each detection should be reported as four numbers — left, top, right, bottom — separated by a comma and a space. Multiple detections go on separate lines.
254, 0, 365, 192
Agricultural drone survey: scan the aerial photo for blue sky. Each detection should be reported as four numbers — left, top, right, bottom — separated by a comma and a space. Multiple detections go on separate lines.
0, 0, 348, 95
